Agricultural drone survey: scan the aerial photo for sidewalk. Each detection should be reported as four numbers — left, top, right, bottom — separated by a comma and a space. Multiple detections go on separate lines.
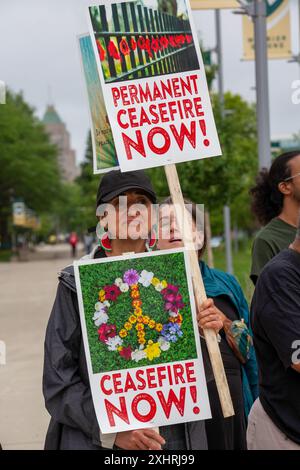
0, 257, 73, 449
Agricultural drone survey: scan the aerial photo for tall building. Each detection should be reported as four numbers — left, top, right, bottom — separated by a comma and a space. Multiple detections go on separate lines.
43, 105, 78, 182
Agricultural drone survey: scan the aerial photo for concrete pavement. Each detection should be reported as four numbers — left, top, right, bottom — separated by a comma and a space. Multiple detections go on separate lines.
0, 257, 74, 449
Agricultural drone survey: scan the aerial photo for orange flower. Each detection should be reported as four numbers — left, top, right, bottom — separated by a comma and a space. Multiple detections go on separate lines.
132, 300, 142, 308
136, 316, 144, 323
142, 316, 150, 324
131, 284, 139, 290
131, 290, 140, 299
149, 320, 156, 329
129, 315, 137, 324
137, 330, 145, 338
136, 323, 144, 331
138, 338, 146, 345
134, 307, 142, 316
119, 329, 127, 338
156, 323, 163, 332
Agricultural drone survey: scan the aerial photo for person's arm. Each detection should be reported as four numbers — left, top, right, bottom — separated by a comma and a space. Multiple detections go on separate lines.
250, 237, 274, 285
43, 282, 114, 448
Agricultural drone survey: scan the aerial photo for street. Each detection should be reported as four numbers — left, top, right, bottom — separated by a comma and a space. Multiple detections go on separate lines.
0, 256, 73, 449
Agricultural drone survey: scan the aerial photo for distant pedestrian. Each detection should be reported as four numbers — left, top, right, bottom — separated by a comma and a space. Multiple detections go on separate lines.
83, 232, 94, 255
250, 151, 300, 285
69, 232, 78, 258
248, 214, 300, 449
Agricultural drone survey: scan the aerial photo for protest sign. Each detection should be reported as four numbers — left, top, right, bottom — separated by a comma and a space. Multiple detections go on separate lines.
74, 249, 211, 433
87, 0, 221, 172
78, 34, 119, 173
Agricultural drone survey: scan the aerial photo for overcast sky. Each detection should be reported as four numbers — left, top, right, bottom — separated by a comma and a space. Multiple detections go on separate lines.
1, 0, 300, 165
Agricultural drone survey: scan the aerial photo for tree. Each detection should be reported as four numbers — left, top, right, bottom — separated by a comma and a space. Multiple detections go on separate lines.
76, 132, 101, 231
0, 90, 61, 248
149, 92, 258, 235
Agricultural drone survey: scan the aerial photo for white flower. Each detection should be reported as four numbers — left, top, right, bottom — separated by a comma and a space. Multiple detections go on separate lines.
155, 282, 164, 292
103, 300, 110, 308
169, 311, 178, 317
120, 283, 129, 293
105, 335, 123, 351
114, 278, 123, 287
139, 270, 154, 287
95, 301, 106, 311
158, 336, 171, 351
93, 310, 108, 327
131, 348, 147, 362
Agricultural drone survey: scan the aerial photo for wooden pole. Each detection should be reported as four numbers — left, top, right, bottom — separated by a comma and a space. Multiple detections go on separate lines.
164, 164, 234, 418
205, 211, 214, 269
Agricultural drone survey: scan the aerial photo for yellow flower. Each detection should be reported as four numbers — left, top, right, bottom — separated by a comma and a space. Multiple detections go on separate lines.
124, 322, 132, 330
136, 315, 144, 323
151, 277, 160, 286
156, 323, 163, 332
134, 307, 143, 316
136, 323, 144, 331
145, 341, 161, 361
142, 316, 150, 324
137, 330, 145, 338
131, 284, 139, 290
119, 329, 127, 338
117, 346, 123, 352
98, 289, 105, 297
131, 290, 140, 299
161, 280, 168, 288
148, 320, 156, 329
129, 315, 137, 324
138, 338, 146, 345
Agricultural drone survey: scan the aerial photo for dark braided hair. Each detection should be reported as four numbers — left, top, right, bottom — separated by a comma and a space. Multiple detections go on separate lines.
250, 151, 300, 225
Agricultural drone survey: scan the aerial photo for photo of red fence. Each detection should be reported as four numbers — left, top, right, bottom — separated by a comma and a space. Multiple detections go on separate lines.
89, 0, 200, 83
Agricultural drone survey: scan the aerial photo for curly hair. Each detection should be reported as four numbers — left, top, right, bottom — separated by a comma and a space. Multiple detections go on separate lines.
250, 151, 300, 225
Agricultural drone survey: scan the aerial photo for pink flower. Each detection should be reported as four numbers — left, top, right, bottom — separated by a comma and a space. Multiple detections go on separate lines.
98, 324, 116, 343
164, 294, 184, 313
104, 285, 121, 301
119, 346, 132, 360
161, 284, 179, 298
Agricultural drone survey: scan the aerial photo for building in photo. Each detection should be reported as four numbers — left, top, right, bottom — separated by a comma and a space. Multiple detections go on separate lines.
43, 105, 78, 181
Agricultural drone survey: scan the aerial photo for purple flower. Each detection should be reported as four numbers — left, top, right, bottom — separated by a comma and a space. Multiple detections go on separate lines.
123, 269, 140, 286
161, 322, 183, 343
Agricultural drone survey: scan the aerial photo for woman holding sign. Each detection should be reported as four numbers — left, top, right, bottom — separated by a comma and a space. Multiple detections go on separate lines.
157, 198, 258, 450
43, 170, 223, 450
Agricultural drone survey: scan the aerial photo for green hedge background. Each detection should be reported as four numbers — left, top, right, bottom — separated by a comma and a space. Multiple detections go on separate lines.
79, 251, 198, 373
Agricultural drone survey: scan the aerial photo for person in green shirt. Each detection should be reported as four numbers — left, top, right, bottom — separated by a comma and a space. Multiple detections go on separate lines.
250, 150, 300, 285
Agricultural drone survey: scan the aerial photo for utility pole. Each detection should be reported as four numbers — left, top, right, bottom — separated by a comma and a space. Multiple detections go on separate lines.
237, 0, 271, 169
215, 8, 234, 274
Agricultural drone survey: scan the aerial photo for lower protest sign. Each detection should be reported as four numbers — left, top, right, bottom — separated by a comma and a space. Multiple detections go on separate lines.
74, 249, 211, 433
78, 34, 119, 173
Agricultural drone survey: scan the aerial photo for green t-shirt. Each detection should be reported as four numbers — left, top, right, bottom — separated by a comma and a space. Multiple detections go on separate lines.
250, 217, 297, 285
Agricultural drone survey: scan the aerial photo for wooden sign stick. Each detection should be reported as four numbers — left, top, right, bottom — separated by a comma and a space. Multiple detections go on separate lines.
164, 164, 234, 418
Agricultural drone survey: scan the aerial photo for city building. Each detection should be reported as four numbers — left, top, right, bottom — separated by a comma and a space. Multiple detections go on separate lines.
43, 105, 78, 181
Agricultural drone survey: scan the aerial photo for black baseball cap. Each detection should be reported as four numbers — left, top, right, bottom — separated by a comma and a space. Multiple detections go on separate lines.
96, 170, 157, 207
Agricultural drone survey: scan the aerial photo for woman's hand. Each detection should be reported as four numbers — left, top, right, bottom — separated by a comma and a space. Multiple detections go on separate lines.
197, 298, 225, 334
115, 428, 165, 450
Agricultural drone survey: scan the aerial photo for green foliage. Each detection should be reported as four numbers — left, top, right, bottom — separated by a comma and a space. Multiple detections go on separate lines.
150, 92, 258, 235
76, 132, 101, 230
0, 90, 62, 245
79, 252, 197, 373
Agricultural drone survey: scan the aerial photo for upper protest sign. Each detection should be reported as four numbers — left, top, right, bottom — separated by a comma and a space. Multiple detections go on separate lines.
87, 0, 221, 172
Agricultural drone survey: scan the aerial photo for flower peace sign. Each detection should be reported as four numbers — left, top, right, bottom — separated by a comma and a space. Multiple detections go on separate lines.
93, 269, 185, 363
